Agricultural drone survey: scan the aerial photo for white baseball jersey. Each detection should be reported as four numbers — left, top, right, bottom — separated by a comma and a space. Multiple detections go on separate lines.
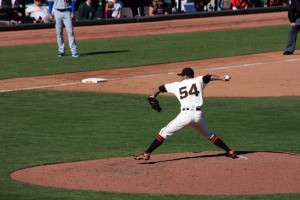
165, 76, 205, 110
158, 76, 214, 140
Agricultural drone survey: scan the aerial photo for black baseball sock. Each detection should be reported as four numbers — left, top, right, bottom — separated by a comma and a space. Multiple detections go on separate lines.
210, 135, 231, 152
145, 135, 165, 154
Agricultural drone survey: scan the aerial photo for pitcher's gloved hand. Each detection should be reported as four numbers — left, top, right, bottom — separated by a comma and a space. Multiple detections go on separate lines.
147, 97, 162, 112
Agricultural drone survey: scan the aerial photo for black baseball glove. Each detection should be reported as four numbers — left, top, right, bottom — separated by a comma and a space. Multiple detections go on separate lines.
147, 97, 162, 112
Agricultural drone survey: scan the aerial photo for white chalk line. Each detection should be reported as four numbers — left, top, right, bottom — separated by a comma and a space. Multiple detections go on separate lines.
1, 58, 299, 93
0, 73, 170, 93
202, 58, 300, 71
108, 72, 174, 81
0, 82, 82, 93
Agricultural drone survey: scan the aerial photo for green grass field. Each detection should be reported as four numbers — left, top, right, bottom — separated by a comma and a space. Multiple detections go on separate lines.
0, 25, 291, 79
0, 24, 299, 199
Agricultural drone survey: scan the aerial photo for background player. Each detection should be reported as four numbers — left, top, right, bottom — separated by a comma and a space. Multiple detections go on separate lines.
283, 0, 300, 55
48, 0, 79, 57
134, 67, 238, 160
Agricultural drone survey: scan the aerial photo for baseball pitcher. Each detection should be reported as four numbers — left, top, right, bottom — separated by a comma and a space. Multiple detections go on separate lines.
134, 67, 238, 160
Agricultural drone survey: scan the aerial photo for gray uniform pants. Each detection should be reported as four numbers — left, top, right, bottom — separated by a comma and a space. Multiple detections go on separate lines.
285, 18, 300, 53
54, 9, 77, 54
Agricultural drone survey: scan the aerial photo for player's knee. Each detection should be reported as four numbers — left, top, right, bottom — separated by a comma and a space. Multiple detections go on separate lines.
159, 131, 169, 139
209, 134, 218, 143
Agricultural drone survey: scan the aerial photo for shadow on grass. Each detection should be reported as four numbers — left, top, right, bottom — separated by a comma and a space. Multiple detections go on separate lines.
80, 50, 129, 56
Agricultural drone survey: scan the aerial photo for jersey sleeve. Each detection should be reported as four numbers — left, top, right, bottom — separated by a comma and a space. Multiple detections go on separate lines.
202, 75, 212, 84
48, 0, 54, 14
158, 85, 167, 93
71, 0, 75, 13
195, 76, 206, 89
164, 82, 178, 94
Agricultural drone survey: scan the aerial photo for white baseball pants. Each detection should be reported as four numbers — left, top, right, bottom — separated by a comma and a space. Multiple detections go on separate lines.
159, 110, 214, 139
54, 9, 77, 54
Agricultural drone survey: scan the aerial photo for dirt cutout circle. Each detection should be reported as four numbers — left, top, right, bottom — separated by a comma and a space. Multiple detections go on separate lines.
11, 152, 300, 195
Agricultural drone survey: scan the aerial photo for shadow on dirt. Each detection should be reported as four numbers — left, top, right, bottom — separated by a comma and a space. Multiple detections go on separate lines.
139, 151, 292, 165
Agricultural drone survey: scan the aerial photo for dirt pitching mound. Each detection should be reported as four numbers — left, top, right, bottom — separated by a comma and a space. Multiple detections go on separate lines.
11, 151, 300, 195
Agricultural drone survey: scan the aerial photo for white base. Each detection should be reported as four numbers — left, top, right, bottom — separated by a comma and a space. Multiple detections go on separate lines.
82, 78, 107, 83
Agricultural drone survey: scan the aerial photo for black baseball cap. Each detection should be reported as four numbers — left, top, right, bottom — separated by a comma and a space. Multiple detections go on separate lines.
177, 67, 194, 78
